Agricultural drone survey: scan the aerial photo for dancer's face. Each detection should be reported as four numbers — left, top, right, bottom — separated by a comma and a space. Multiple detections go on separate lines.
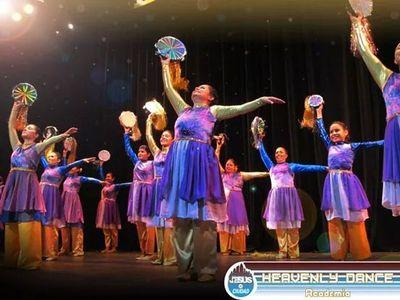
329, 123, 348, 143
46, 152, 60, 166
275, 147, 288, 164
160, 131, 173, 147
191, 84, 214, 105
21, 124, 39, 141
395, 43, 400, 65
138, 148, 150, 161
105, 173, 114, 183
225, 159, 238, 173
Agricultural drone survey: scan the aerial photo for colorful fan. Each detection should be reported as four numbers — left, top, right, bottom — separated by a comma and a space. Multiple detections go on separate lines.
308, 95, 324, 108
155, 36, 187, 61
348, 0, 373, 17
12, 83, 37, 106
251, 116, 266, 149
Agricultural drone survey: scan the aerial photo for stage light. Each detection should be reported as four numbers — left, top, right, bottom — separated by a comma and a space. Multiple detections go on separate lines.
67, 23, 74, 30
23, 3, 34, 15
0, 1, 12, 15
11, 12, 22, 22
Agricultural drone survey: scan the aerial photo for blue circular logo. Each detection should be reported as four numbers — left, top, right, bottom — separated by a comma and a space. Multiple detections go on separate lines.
224, 262, 256, 299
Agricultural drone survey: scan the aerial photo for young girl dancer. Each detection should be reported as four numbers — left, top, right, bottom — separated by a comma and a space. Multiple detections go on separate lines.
40, 153, 95, 261
124, 129, 156, 260
215, 137, 268, 255
145, 114, 176, 265
0, 101, 77, 269
254, 126, 327, 259
59, 156, 103, 257
314, 104, 383, 260
97, 163, 130, 253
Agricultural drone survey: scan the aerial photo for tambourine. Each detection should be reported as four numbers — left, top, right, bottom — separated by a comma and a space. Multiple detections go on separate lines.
12, 83, 38, 106
251, 116, 266, 149
155, 36, 187, 61
348, 0, 373, 17
98, 150, 111, 162
43, 126, 59, 139
119, 111, 137, 128
307, 94, 324, 108
143, 99, 167, 131
63, 137, 75, 152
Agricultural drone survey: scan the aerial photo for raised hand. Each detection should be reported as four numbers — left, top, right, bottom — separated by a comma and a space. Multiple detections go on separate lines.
316, 104, 324, 119
259, 96, 286, 105
63, 127, 78, 136
160, 55, 170, 65
83, 157, 96, 163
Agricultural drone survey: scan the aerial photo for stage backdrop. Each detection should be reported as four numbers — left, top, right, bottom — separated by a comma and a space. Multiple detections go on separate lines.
0, 0, 399, 252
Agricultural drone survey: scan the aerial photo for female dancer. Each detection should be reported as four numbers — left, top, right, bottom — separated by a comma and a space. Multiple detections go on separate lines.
124, 129, 156, 260
254, 131, 327, 259
315, 105, 383, 260
159, 56, 284, 282
97, 163, 130, 253
0, 101, 77, 269
145, 113, 176, 266
59, 157, 103, 257
40, 153, 95, 261
215, 137, 268, 255
350, 15, 400, 216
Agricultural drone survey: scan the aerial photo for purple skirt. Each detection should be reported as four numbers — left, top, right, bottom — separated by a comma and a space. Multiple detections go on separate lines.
0, 170, 45, 222
383, 117, 400, 182
161, 140, 225, 204
41, 184, 65, 227
62, 191, 84, 224
225, 191, 249, 226
149, 178, 163, 217
321, 172, 370, 211
96, 199, 121, 229
127, 182, 153, 223
263, 187, 304, 222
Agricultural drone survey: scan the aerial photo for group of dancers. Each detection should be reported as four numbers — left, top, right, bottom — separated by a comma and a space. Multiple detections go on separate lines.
0, 15, 399, 283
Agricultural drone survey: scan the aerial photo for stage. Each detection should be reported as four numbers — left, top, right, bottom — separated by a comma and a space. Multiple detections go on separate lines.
1, 252, 400, 299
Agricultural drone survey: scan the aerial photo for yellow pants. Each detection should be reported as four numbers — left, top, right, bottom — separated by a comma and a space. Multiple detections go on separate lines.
4, 221, 42, 270
276, 228, 300, 259
42, 225, 59, 259
59, 227, 84, 256
103, 229, 119, 251
328, 218, 371, 260
135, 221, 155, 255
155, 227, 176, 263
219, 231, 246, 254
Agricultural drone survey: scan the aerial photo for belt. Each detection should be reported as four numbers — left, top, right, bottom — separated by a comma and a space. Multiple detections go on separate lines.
175, 137, 210, 144
387, 112, 400, 122
271, 185, 295, 189
154, 176, 162, 179
10, 167, 35, 172
40, 182, 60, 188
133, 180, 153, 185
329, 169, 353, 174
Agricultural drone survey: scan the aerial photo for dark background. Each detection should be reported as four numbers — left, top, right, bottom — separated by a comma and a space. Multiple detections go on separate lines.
0, 0, 399, 253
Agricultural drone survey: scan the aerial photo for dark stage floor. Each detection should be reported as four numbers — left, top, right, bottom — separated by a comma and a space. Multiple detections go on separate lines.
1, 252, 400, 299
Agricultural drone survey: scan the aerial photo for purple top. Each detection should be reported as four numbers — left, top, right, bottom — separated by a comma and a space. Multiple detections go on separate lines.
154, 151, 167, 177
11, 145, 40, 170
133, 161, 154, 183
383, 72, 400, 120
101, 183, 130, 201
222, 173, 243, 192
316, 119, 384, 170
270, 163, 295, 188
63, 175, 101, 192
175, 106, 216, 142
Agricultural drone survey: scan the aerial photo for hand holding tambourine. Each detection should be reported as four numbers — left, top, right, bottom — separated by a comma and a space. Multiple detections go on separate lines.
143, 99, 167, 131
251, 116, 266, 149
11, 83, 38, 131
93, 150, 111, 166
119, 111, 141, 141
